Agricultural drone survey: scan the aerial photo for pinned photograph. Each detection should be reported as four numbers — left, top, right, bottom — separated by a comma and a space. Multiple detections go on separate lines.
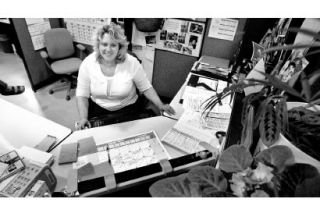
189, 23, 203, 34
173, 43, 183, 51
182, 47, 192, 55
178, 35, 186, 44
145, 35, 156, 45
181, 24, 188, 33
160, 30, 167, 40
188, 35, 198, 49
278, 56, 309, 83
168, 32, 178, 41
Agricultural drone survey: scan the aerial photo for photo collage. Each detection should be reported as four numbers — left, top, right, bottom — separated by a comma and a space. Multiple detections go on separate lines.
132, 19, 206, 57
158, 19, 205, 57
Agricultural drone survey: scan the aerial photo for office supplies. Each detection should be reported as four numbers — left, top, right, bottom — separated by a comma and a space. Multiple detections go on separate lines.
58, 142, 79, 164
34, 135, 57, 152
18, 146, 54, 166
0, 159, 56, 197
0, 151, 25, 182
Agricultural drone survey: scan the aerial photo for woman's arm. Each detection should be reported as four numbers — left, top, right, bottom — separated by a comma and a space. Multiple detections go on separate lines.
143, 87, 175, 115
76, 96, 91, 129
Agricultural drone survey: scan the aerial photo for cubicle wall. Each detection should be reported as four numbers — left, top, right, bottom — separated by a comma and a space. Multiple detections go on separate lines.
201, 18, 247, 62
152, 18, 247, 99
152, 49, 197, 99
10, 18, 62, 91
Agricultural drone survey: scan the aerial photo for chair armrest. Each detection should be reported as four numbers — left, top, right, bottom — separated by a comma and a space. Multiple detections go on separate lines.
39, 50, 48, 59
76, 44, 86, 51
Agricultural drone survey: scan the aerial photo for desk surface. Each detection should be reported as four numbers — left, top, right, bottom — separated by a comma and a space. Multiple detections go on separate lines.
0, 98, 71, 151
50, 115, 183, 192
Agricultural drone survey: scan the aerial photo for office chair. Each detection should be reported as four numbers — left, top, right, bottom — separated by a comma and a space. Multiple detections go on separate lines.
88, 52, 160, 128
40, 28, 86, 100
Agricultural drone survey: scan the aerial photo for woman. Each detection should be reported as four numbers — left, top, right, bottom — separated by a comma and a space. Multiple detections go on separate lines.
75, 22, 175, 130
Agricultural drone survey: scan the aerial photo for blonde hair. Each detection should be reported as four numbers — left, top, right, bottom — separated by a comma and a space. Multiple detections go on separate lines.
93, 22, 129, 64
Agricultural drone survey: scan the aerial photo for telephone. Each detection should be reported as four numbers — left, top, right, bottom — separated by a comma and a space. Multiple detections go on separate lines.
0, 158, 56, 197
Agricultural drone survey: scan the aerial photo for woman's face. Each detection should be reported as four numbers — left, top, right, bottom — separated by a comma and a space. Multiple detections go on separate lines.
99, 33, 120, 63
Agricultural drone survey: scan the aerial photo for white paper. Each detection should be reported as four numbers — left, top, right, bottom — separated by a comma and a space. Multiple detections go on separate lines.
208, 18, 239, 41
131, 22, 147, 46
182, 86, 216, 112
27, 20, 51, 50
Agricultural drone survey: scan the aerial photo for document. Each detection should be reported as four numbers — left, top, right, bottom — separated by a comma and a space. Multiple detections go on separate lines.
208, 18, 239, 41
162, 110, 228, 154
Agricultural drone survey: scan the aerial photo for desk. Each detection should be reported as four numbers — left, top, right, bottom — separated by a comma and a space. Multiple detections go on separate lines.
0, 98, 71, 150
50, 116, 183, 192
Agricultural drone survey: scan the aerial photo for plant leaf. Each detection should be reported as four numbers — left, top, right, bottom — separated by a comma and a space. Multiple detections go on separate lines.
149, 173, 201, 197
300, 71, 311, 101
240, 105, 254, 150
219, 145, 253, 173
255, 145, 294, 173
263, 42, 320, 54
287, 28, 320, 41
250, 189, 270, 197
259, 102, 281, 147
203, 190, 236, 197
295, 175, 320, 197
258, 72, 304, 99
188, 166, 228, 192
273, 163, 320, 197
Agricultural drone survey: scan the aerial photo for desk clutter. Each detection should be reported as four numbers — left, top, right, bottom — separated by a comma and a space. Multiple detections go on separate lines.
0, 151, 56, 197
162, 71, 232, 155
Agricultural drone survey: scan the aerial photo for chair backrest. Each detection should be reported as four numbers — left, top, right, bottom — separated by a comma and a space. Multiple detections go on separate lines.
44, 28, 75, 60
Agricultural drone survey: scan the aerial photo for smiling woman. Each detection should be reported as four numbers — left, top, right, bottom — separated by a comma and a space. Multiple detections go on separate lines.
75, 22, 176, 130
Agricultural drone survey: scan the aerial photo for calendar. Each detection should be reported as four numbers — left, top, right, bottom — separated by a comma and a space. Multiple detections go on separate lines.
64, 18, 111, 45
96, 131, 170, 173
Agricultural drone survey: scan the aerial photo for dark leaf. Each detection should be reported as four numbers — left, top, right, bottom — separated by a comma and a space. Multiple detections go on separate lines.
255, 145, 294, 173
301, 72, 311, 101
203, 190, 236, 197
188, 166, 228, 192
295, 175, 320, 197
259, 102, 281, 147
219, 145, 253, 173
149, 173, 201, 197
273, 163, 320, 197
275, 98, 289, 133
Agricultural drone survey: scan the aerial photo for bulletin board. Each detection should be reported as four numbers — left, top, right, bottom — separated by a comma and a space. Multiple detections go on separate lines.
132, 19, 206, 57
64, 18, 111, 45
25, 18, 51, 50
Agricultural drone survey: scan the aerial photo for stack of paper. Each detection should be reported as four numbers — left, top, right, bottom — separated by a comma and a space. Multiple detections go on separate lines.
196, 55, 231, 77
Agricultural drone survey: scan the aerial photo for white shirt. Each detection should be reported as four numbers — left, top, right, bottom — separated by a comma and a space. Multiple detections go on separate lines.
76, 53, 152, 111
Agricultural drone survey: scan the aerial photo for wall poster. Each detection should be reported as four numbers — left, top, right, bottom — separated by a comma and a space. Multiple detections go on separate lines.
64, 18, 111, 45
132, 19, 206, 57
26, 18, 51, 50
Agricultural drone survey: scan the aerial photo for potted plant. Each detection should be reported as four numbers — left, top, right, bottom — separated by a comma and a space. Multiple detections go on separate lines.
149, 26, 320, 197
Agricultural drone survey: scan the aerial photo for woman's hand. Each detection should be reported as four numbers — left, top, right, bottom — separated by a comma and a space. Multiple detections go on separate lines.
159, 104, 176, 116
75, 118, 91, 130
